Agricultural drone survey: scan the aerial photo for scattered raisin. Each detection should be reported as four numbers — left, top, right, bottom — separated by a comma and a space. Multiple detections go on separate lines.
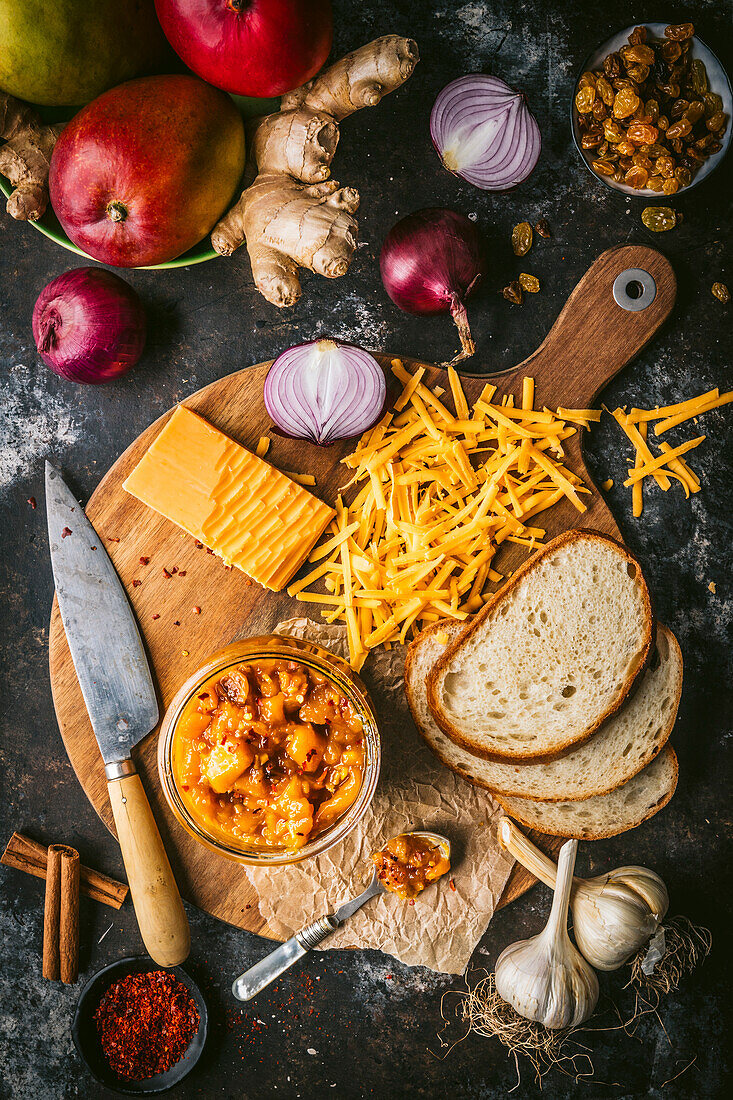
711, 282, 730, 303
502, 281, 523, 304
518, 273, 540, 293
511, 222, 533, 256
534, 217, 551, 238
641, 206, 677, 232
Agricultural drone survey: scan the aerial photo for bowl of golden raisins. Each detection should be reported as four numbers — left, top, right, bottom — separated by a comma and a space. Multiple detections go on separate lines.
572, 22, 731, 196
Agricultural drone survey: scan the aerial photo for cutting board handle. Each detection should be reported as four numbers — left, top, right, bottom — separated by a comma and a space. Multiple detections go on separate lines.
107, 771, 190, 967
502, 244, 676, 409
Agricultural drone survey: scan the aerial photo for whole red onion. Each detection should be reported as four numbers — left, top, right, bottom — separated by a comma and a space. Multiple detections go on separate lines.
380, 208, 486, 365
153, 0, 333, 98
32, 268, 146, 384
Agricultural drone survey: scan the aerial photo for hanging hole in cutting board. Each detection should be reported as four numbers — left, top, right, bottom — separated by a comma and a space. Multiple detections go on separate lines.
613, 267, 657, 312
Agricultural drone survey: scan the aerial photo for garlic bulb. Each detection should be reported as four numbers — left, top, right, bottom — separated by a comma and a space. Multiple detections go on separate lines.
495, 839, 599, 1029
499, 817, 669, 972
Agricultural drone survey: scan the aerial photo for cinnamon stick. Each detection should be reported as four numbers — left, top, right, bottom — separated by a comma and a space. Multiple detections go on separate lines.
42, 846, 62, 981
2, 832, 128, 908
58, 846, 80, 984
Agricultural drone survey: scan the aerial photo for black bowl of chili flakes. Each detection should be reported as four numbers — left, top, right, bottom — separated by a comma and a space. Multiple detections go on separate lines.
72, 956, 208, 1095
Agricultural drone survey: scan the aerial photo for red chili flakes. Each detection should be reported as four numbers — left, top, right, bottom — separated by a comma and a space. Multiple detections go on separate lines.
194, 541, 204, 549
206, 548, 214, 555
449, 878, 456, 892
385, 974, 393, 980
152, 614, 160, 620
224, 564, 233, 571
139, 556, 150, 566
193, 606, 201, 614
132, 579, 142, 588
93, 970, 199, 1081
61, 527, 72, 538
162, 568, 172, 578
173, 621, 180, 627
27, 497, 36, 509
178, 571, 187, 577
107, 537, 120, 543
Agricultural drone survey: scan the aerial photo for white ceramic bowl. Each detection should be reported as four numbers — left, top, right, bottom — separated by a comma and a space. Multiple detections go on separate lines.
571, 23, 732, 196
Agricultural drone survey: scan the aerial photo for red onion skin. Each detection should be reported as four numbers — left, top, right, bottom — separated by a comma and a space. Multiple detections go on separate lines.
32, 268, 146, 384
379, 209, 486, 365
380, 209, 485, 315
153, 0, 333, 98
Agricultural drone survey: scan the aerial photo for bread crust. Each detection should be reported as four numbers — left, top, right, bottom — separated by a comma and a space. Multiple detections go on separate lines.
407, 620, 682, 802
426, 528, 655, 763
493, 747, 678, 839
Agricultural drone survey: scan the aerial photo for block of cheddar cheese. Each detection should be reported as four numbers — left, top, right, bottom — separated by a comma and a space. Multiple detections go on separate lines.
123, 406, 334, 591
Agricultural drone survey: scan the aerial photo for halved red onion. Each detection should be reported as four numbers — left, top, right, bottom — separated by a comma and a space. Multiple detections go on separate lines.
430, 75, 541, 191
264, 339, 386, 446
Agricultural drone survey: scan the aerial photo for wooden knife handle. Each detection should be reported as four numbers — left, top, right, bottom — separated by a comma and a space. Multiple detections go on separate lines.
107, 772, 190, 967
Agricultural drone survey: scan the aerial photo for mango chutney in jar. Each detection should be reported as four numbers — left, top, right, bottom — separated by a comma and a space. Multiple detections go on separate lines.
171, 658, 365, 850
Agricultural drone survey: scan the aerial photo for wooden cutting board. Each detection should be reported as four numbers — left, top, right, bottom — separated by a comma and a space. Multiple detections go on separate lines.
48, 244, 675, 938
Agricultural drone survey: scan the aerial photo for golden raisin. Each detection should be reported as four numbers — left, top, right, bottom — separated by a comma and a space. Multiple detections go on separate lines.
518, 273, 540, 293
641, 206, 677, 232
628, 26, 647, 45
664, 23, 694, 41
666, 118, 692, 140
603, 119, 624, 143
711, 282, 730, 303
596, 76, 615, 106
706, 112, 726, 132
625, 166, 649, 189
591, 158, 616, 176
575, 86, 596, 114
614, 87, 640, 119
502, 281, 523, 304
534, 218, 551, 238
627, 121, 659, 145
511, 222, 533, 257
662, 178, 679, 195
622, 44, 655, 65
646, 175, 665, 192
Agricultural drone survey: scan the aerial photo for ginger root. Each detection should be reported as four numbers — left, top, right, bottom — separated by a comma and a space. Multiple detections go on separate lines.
0, 94, 64, 221
212, 35, 418, 307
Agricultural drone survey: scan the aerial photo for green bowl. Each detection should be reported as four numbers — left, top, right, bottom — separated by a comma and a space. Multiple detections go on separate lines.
0, 94, 278, 270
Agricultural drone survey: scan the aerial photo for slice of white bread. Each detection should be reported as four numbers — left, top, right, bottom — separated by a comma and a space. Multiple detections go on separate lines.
405, 620, 682, 802
427, 529, 654, 762
494, 747, 678, 839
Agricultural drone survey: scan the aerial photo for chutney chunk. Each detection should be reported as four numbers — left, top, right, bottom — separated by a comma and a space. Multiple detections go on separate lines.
372, 834, 451, 900
172, 659, 364, 850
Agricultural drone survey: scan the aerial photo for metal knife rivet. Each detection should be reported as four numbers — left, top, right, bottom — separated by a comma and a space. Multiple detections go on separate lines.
117, 718, 129, 731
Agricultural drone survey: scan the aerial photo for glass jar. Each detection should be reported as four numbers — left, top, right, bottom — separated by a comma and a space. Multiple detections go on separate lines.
157, 634, 381, 867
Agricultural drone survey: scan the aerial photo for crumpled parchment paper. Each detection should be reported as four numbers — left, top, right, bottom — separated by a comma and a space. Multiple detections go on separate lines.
244, 618, 514, 974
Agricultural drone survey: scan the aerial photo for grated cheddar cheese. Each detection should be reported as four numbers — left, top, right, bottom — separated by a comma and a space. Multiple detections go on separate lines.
610, 384, 731, 515
290, 361, 592, 669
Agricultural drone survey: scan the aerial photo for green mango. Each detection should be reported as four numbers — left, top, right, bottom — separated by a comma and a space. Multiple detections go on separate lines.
0, 0, 170, 107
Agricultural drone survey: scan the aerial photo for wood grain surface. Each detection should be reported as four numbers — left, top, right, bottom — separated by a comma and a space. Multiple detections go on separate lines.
48, 245, 675, 938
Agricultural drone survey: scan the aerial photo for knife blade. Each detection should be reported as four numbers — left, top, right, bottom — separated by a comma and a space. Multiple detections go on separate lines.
46, 462, 190, 966
45, 462, 159, 761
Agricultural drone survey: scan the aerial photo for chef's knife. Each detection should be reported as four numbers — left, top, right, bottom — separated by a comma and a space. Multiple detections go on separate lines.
45, 462, 190, 967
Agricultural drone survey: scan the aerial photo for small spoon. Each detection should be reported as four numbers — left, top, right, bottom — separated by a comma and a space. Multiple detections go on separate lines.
231, 829, 451, 1002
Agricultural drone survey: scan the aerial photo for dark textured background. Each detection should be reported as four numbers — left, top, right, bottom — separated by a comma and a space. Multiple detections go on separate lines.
1, 2, 731, 1097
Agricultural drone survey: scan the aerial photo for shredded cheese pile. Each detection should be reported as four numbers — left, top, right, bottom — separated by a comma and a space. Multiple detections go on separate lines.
288, 359, 596, 669
610, 387, 732, 516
